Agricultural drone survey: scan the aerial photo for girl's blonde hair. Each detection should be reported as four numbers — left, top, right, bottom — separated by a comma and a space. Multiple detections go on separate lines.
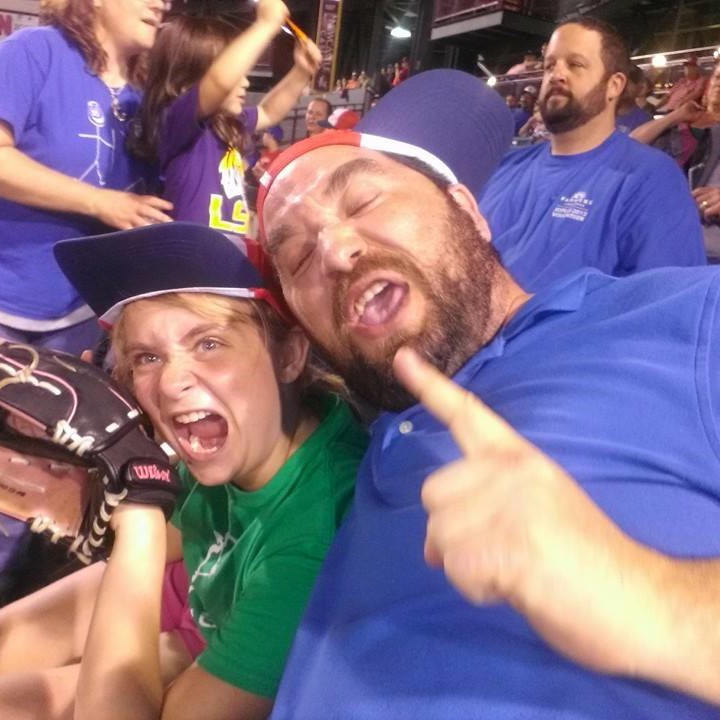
111, 293, 347, 401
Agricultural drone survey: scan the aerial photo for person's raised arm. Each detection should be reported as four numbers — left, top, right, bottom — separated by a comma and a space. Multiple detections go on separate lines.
256, 39, 321, 131
0, 122, 173, 229
74, 505, 168, 720
196, 0, 288, 121
393, 346, 720, 707
630, 100, 703, 145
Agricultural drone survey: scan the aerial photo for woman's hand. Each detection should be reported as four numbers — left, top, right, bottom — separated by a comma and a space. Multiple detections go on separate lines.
692, 186, 720, 220
90, 188, 174, 229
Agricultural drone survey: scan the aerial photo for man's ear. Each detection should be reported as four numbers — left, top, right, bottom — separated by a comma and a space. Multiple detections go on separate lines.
607, 72, 627, 103
447, 183, 492, 243
275, 326, 310, 384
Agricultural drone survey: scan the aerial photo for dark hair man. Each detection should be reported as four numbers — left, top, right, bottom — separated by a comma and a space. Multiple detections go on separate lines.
256, 69, 720, 719
304, 97, 331, 137
480, 18, 706, 291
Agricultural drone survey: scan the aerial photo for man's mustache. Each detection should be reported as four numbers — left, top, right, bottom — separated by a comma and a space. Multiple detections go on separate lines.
544, 85, 572, 99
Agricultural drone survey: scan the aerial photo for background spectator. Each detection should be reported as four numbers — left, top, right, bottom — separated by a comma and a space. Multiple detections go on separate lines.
518, 101, 549, 142
255, 125, 284, 176
656, 56, 706, 112
0, 0, 172, 354
690, 59, 720, 261
392, 57, 410, 86
616, 64, 652, 133
632, 60, 720, 260
130, 2, 321, 245
481, 17, 705, 291
506, 50, 541, 75
304, 97, 332, 136
511, 90, 535, 133
374, 66, 393, 98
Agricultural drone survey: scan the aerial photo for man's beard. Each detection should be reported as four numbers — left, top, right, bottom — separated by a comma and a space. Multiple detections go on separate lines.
311, 199, 499, 412
540, 76, 608, 134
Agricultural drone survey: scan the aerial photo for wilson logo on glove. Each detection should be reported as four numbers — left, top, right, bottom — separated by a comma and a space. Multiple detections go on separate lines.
129, 462, 173, 483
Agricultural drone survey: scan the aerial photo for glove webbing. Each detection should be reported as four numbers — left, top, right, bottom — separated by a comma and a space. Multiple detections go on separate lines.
29, 476, 127, 565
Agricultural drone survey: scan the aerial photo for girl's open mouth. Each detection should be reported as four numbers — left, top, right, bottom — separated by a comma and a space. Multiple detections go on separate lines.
172, 410, 228, 460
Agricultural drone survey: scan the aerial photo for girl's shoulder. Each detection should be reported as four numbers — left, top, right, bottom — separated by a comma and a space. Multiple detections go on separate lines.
303, 394, 368, 459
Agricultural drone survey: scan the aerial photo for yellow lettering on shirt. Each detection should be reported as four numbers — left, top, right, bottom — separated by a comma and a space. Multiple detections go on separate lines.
208, 195, 249, 235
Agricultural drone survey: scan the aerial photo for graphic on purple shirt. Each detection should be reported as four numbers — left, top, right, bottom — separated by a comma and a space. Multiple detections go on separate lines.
0, 26, 150, 320
159, 85, 259, 238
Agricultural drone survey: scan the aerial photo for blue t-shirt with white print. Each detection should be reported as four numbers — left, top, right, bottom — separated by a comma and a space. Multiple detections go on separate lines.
0, 26, 151, 321
480, 130, 706, 290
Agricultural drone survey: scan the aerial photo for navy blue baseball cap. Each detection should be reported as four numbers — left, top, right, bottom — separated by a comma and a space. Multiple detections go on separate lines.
54, 222, 291, 329
257, 68, 514, 231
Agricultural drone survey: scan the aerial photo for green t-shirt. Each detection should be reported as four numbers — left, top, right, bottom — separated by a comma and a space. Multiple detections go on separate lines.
172, 395, 367, 697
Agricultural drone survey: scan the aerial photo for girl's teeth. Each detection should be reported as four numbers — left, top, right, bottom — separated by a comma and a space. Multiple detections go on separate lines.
176, 410, 211, 424
189, 435, 202, 452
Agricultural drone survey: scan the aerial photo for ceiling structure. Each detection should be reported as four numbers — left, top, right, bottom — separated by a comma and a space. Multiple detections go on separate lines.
176, 0, 720, 82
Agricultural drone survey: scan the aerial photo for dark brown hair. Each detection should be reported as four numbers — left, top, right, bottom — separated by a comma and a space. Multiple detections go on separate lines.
308, 97, 333, 117
129, 14, 248, 164
558, 17, 632, 79
40, 0, 146, 85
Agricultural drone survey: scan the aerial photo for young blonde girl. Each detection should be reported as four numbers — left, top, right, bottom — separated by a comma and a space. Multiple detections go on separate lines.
0, 223, 366, 720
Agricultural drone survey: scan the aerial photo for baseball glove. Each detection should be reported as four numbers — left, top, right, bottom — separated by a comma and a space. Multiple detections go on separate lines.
0, 342, 180, 564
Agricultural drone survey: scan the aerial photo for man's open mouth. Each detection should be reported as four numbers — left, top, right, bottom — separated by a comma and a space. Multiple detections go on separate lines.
347, 277, 409, 328
172, 410, 228, 460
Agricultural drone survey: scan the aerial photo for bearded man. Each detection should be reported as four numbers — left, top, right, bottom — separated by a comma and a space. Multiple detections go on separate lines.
256, 68, 720, 719
480, 18, 706, 291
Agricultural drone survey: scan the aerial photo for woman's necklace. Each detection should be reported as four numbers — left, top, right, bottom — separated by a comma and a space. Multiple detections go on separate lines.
105, 83, 128, 122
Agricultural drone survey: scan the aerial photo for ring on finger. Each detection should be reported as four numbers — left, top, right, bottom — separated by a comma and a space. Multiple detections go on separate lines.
701, 200, 710, 209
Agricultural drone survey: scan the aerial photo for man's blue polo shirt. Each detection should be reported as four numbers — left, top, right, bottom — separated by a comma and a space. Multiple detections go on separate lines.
480, 131, 706, 291
272, 268, 720, 719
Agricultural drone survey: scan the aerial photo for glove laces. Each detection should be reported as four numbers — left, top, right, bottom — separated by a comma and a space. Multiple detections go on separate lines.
53, 420, 94, 456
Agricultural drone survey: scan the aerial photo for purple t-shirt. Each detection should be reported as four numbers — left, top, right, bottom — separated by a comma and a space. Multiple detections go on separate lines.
159, 86, 259, 237
0, 26, 150, 320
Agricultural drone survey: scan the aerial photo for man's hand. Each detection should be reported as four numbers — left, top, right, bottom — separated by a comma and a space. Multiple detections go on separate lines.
692, 185, 720, 221
256, 0, 289, 29
392, 347, 668, 677
293, 38, 322, 78
90, 188, 173, 230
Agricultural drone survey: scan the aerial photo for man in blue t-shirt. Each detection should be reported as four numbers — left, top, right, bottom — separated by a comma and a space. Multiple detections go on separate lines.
480, 18, 706, 291
256, 67, 720, 719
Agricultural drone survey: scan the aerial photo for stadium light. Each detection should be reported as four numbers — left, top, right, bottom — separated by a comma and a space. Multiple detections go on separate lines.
651, 53, 667, 68
390, 26, 412, 39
